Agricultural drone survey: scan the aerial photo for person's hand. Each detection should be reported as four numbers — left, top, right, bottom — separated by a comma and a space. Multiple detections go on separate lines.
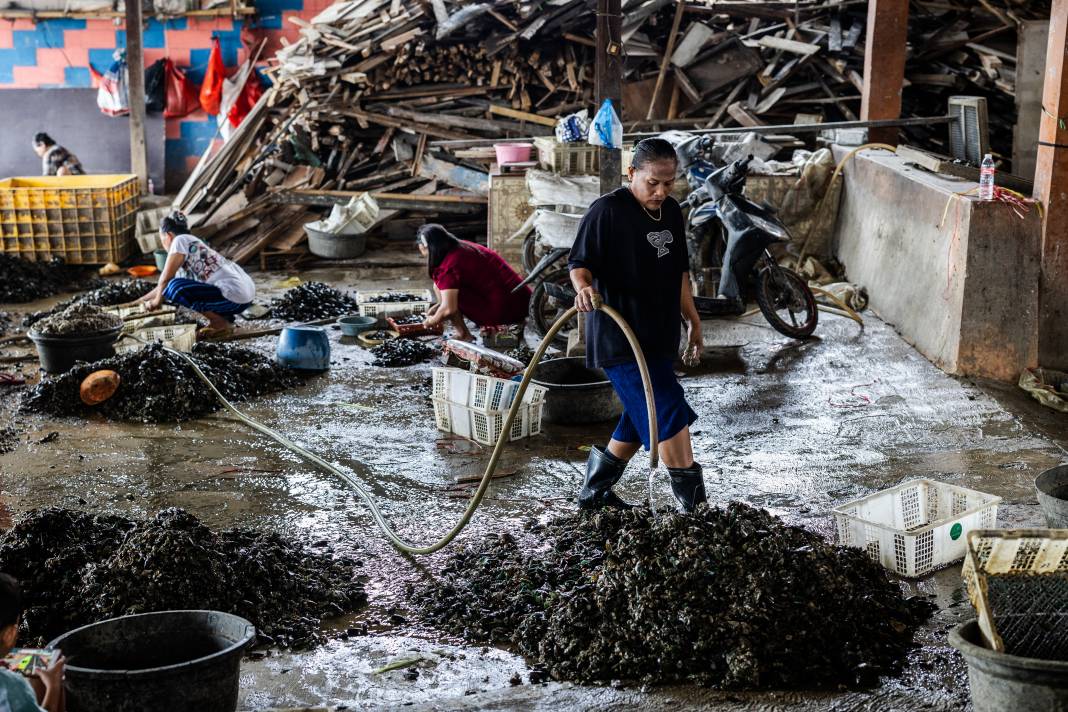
145, 295, 163, 312
575, 286, 600, 313
34, 654, 64, 694
682, 321, 702, 367
426, 303, 440, 317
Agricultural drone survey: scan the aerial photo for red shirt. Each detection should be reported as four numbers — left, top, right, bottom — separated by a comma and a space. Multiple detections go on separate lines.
433, 243, 531, 326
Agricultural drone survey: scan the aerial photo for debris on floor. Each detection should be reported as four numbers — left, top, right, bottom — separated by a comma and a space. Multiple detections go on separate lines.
30, 304, 122, 336
370, 337, 439, 367
268, 281, 361, 321
22, 279, 155, 328
0, 255, 80, 304
20, 343, 302, 422
414, 503, 932, 689
0, 507, 367, 649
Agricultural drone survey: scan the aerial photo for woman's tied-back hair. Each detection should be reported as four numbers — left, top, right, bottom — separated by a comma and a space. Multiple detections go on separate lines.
417, 223, 474, 278
159, 210, 189, 236
32, 132, 55, 147
630, 137, 678, 170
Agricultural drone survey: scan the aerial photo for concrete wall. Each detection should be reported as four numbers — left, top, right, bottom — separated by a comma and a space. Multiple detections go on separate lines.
833, 149, 1041, 381
0, 0, 327, 190
0, 88, 165, 187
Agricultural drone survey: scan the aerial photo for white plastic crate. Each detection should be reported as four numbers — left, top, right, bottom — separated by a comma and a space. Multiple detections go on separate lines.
105, 304, 179, 333
355, 289, 433, 318
833, 479, 1001, 578
431, 367, 546, 413
115, 323, 196, 355
432, 398, 543, 445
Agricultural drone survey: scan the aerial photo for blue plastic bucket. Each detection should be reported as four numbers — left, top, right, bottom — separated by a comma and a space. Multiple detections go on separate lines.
275, 325, 330, 371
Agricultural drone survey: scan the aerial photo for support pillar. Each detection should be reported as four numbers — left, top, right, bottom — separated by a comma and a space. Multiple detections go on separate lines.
1033, 0, 1068, 369
125, 0, 149, 194
860, 0, 908, 146
595, 0, 622, 194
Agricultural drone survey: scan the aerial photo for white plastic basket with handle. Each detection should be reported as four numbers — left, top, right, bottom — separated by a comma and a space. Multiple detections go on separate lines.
432, 398, 544, 445
355, 289, 433, 318
431, 367, 546, 413
833, 479, 1001, 577
115, 323, 197, 355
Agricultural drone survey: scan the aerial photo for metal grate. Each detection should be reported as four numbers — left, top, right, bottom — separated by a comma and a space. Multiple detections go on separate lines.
963, 530, 1068, 660
947, 96, 989, 165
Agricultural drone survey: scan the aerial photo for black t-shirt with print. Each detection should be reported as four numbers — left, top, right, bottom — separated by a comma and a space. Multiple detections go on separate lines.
568, 187, 688, 368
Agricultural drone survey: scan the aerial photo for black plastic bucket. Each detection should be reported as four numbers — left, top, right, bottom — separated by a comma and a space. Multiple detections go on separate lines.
28, 325, 123, 374
950, 620, 1068, 712
47, 610, 256, 712
530, 356, 623, 424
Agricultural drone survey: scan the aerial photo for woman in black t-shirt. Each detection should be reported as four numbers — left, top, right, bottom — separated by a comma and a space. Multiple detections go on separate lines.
568, 138, 706, 513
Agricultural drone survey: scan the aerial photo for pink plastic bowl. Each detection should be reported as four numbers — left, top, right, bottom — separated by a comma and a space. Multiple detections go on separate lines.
494, 142, 533, 165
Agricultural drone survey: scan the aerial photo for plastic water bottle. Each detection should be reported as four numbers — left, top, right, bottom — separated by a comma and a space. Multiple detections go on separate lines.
979, 154, 995, 200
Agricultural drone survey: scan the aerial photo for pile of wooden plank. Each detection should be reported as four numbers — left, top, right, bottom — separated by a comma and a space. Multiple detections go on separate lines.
173, 0, 1047, 266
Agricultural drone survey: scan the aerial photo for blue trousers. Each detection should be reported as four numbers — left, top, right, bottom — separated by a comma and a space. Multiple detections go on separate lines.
164, 278, 249, 318
604, 357, 698, 451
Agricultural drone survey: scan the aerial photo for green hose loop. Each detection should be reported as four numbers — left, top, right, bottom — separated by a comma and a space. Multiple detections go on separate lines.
151, 303, 658, 555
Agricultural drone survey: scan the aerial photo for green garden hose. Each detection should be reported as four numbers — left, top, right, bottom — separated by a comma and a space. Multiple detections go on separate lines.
157, 301, 658, 555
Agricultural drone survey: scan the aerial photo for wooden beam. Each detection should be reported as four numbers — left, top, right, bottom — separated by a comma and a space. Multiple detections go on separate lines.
1034, 0, 1068, 368
487, 104, 557, 127
596, 0, 623, 192
125, 0, 148, 194
647, 0, 685, 121
861, 0, 909, 145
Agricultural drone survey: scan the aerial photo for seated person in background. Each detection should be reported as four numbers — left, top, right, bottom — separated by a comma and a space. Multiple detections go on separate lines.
0, 574, 64, 712
32, 134, 84, 177
416, 223, 531, 342
139, 211, 256, 338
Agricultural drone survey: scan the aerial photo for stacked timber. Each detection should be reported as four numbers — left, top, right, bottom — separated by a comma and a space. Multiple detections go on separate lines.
174, 0, 1047, 266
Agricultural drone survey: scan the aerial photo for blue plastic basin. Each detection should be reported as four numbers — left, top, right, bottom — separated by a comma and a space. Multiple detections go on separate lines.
275, 325, 331, 371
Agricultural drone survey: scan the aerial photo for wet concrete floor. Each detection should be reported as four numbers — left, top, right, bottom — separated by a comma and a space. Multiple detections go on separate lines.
0, 257, 1063, 710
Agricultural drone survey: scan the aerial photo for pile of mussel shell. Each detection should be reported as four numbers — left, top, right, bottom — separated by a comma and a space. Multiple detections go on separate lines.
414, 503, 932, 689
20, 343, 302, 422
0, 507, 367, 649
23, 279, 155, 327
31, 304, 122, 336
0, 255, 80, 304
268, 282, 360, 321
370, 337, 438, 367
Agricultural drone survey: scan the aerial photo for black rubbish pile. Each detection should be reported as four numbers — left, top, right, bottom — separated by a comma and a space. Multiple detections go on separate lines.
370, 337, 438, 367
268, 282, 360, 321
0, 255, 80, 303
414, 503, 933, 689
30, 304, 122, 336
22, 279, 154, 327
21, 342, 302, 422
0, 507, 367, 649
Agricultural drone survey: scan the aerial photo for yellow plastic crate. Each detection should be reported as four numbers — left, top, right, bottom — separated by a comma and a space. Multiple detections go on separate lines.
0, 174, 140, 265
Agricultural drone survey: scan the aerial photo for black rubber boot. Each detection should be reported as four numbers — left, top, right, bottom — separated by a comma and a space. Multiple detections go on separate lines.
668, 462, 707, 513
577, 446, 633, 510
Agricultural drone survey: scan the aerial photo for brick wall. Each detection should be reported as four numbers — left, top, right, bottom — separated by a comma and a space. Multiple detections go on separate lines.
0, 0, 332, 189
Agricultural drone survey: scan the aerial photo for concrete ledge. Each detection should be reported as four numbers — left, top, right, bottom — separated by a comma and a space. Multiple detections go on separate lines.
832, 149, 1040, 381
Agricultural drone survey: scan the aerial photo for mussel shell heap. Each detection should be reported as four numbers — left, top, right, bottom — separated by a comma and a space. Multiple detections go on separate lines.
31, 303, 123, 336
23, 279, 155, 327
0, 507, 367, 649
20, 343, 302, 422
370, 337, 438, 367
268, 282, 360, 321
414, 503, 933, 689
0, 255, 79, 303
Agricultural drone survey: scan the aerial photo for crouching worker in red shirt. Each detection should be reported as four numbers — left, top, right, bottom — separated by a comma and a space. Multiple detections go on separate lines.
417, 224, 531, 342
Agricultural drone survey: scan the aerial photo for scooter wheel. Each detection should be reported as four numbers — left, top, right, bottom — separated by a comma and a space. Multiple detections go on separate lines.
755, 266, 818, 339
529, 268, 576, 349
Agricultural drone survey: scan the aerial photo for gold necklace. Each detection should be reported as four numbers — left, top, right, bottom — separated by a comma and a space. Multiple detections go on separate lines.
642, 204, 662, 222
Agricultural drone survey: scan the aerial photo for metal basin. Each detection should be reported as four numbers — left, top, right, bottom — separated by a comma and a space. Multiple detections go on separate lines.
1035, 464, 1068, 528
530, 356, 622, 424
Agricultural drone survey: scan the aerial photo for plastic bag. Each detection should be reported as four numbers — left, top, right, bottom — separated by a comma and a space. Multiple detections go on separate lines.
555, 109, 589, 142
588, 99, 622, 150
97, 50, 129, 117
164, 60, 201, 118
144, 58, 166, 113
